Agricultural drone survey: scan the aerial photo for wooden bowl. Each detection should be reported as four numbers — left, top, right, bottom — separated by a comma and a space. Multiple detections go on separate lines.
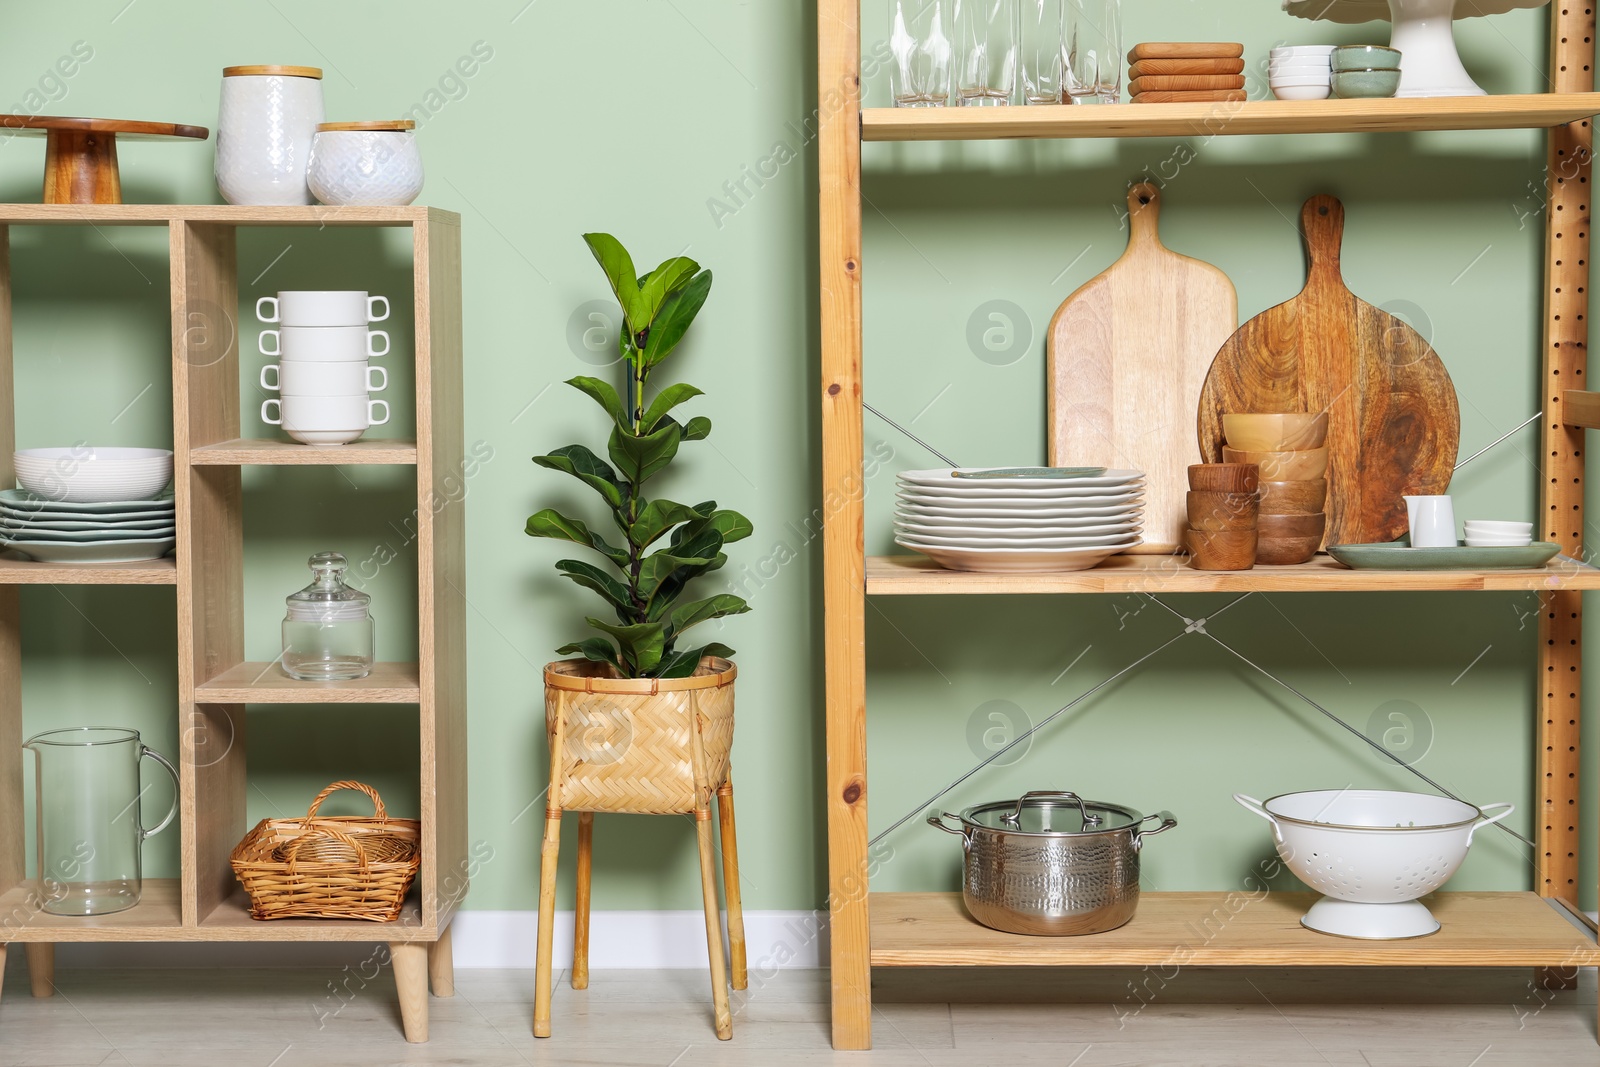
1258, 512, 1327, 540
1256, 533, 1322, 566
1221, 445, 1329, 481
1186, 490, 1259, 531
1188, 462, 1260, 493
1186, 526, 1257, 570
1259, 478, 1327, 515
1222, 412, 1328, 451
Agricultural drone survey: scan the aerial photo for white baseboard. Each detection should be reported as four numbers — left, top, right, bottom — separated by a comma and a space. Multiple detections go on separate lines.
36, 910, 829, 970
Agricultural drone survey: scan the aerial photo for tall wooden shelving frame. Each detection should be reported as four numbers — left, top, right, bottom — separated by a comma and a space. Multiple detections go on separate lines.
820, 3, 1600, 1051
0, 204, 466, 1044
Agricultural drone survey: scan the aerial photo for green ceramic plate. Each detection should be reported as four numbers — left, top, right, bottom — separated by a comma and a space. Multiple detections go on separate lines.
1327, 540, 1563, 570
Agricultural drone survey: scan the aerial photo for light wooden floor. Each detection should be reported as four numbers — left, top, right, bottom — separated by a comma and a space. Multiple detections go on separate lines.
1, 960, 1597, 1066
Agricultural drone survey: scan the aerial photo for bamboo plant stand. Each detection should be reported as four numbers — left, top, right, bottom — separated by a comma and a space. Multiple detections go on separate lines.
818, 1, 1600, 1051
0, 205, 466, 1044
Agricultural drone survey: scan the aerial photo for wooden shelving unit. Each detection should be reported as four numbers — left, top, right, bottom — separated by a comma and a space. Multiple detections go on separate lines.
0, 204, 465, 1043
819, 2, 1600, 1051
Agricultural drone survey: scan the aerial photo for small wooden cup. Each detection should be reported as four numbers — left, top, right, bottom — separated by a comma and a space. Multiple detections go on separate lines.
1259, 478, 1328, 515
1187, 526, 1257, 570
1222, 412, 1329, 451
1222, 445, 1329, 481
1257, 533, 1322, 565
1186, 490, 1259, 531
1258, 512, 1327, 540
1188, 462, 1260, 493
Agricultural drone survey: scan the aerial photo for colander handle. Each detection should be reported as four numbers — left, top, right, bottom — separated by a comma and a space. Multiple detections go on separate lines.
1466, 802, 1515, 845
1233, 794, 1284, 846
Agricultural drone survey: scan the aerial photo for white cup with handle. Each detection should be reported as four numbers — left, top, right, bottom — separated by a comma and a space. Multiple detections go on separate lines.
259, 325, 389, 361
262, 394, 390, 447
261, 361, 387, 396
1404, 495, 1456, 549
257, 291, 390, 327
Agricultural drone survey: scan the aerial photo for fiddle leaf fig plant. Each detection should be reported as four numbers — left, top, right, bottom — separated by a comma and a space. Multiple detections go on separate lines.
526, 234, 752, 678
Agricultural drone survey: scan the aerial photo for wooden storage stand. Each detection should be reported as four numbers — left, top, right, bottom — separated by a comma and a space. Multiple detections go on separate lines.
819, 2, 1600, 1051
0, 205, 466, 1044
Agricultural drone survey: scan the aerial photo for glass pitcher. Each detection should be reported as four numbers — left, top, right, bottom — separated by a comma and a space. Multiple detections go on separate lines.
23, 727, 178, 915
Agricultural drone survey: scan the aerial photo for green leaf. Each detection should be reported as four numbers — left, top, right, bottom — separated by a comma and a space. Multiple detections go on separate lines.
585, 618, 666, 675
637, 256, 700, 322
667, 594, 750, 640
640, 383, 704, 433
629, 498, 705, 549
525, 509, 628, 567
655, 642, 736, 679
681, 416, 712, 442
566, 376, 628, 428
583, 233, 648, 337
556, 637, 623, 673
636, 551, 716, 604
555, 560, 635, 619
608, 420, 682, 485
641, 269, 712, 368
671, 509, 753, 556
645, 552, 727, 620
533, 445, 627, 511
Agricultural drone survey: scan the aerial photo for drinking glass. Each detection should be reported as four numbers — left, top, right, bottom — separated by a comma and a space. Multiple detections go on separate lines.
889, 0, 954, 107
1020, 0, 1065, 104
1064, 0, 1121, 103
955, 0, 1018, 106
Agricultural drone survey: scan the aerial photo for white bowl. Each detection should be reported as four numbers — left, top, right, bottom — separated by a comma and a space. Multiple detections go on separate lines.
1465, 537, 1534, 548
1271, 45, 1337, 57
1463, 520, 1534, 534
1270, 58, 1333, 68
1270, 76, 1334, 86
1236, 789, 1513, 939
1270, 64, 1331, 75
1272, 84, 1332, 100
13, 447, 173, 503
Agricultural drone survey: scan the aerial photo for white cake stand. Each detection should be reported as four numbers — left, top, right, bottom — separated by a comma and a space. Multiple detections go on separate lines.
1281, 0, 1550, 98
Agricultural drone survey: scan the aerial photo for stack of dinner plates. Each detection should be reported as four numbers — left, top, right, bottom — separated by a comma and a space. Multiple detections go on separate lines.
0, 490, 176, 564
894, 467, 1145, 573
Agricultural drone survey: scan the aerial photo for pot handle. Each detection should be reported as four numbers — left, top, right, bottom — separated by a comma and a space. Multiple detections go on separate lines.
1465, 802, 1515, 846
1132, 810, 1177, 851
927, 812, 972, 852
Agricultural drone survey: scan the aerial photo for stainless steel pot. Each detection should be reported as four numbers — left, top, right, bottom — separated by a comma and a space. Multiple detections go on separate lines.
929, 790, 1177, 936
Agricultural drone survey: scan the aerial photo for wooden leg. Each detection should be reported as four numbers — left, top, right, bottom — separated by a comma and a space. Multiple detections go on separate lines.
42, 130, 122, 205
533, 809, 563, 1038
390, 941, 429, 1043
23, 943, 53, 997
573, 811, 593, 991
717, 783, 747, 991
696, 811, 733, 1040
0, 943, 7, 1004
426, 925, 454, 998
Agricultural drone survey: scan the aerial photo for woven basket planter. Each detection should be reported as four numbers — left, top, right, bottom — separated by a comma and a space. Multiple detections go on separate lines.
543, 656, 736, 815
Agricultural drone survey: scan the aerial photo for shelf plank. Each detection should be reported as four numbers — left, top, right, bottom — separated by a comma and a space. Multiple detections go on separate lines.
0, 555, 176, 585
195, 662, 421, 704
871, 892, 1599, 968
190, 438, 418, 465
198, 888, 430, 941
0, 204, 454, 226
862, 93, 1600, 142
1563, 389, 1600, 429
867, 554, 1600, 594
0, 879, 183, 941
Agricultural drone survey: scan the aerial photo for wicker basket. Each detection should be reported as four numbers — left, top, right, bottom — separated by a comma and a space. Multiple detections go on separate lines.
544, 657, 736, 815
230, 780, 421, 922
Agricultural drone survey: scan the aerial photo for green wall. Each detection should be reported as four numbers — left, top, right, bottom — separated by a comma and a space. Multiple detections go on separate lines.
0, 0, 1594, 918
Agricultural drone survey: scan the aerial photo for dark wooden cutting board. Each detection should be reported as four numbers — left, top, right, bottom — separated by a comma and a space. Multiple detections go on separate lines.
1196, 194, 1460, 547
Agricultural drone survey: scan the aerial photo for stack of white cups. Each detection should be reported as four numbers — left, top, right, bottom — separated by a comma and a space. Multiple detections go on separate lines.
258, 291, 392, 447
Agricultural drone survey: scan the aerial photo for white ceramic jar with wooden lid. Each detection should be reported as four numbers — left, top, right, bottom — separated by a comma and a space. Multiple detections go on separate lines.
307, 120, 424, 206
215, 64, 325, 205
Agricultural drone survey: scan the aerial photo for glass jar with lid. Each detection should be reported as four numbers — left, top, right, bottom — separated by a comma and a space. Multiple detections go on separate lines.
281, 552, 374, 680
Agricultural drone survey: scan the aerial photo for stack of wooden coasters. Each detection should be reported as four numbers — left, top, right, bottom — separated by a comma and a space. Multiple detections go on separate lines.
1128, 43, 1246, 104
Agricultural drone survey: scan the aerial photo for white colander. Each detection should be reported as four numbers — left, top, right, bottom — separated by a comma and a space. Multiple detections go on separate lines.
1235, 789, 1513, 939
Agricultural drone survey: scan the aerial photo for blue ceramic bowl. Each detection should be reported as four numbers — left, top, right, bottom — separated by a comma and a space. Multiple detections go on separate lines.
1331, 45, 1401, 73
1331, 68, 1401, 99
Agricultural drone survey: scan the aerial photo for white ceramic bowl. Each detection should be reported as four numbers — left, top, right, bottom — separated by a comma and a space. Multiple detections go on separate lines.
13, 447, 173, 503
1270, 65, 1332, 77
1465, 537, 1534, 548
1270, 76, 1334, 86
1270, 58, 1333, 69
1271, 45, 1337, 58
1464, 520, 1534, 535
1272, 84, 1332, 100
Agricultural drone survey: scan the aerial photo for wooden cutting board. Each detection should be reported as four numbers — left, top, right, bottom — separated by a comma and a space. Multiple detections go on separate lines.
1196, 194, 1460, 547
1128, 75, 1246, 94
1130, 58, 1246, 77
1048, 183, 1238, 552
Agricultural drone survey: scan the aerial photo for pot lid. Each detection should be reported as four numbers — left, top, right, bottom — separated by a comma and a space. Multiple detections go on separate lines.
962, 791, 1144, 835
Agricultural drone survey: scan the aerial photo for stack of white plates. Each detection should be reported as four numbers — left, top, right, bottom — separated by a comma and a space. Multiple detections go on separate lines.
0, 490, 176, 563
894, 468, 1145, 572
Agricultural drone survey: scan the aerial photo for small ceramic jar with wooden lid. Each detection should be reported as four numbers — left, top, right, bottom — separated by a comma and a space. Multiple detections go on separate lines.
307, 121, 423, 207
216, 65, 325, 205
